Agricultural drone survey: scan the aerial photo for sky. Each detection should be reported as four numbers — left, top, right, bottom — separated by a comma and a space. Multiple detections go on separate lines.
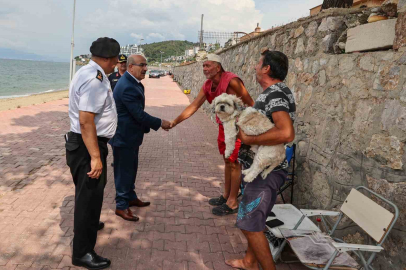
0, 0, 322, 62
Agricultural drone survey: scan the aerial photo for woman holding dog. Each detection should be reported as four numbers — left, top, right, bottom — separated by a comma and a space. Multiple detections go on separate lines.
170, 54, 254, 216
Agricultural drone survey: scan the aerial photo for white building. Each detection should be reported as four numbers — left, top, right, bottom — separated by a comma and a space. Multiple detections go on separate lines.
184, 49, 194, 57
120, 44, 143, 56
176, 55, 185, 61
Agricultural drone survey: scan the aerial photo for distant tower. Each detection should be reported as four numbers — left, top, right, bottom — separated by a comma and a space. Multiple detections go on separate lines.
199, 14, 204, 49
255, 23, 261, 33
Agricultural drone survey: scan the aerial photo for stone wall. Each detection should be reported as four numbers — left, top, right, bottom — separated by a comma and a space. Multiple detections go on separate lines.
174, 8, 406, 269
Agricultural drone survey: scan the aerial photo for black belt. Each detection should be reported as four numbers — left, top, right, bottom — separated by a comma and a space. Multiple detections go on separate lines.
66, 132, 110, 144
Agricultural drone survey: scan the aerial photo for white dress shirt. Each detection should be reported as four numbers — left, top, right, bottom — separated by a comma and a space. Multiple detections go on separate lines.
68, 60, 118, 138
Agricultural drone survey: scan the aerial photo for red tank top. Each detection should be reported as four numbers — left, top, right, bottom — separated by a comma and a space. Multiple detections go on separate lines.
203, 71, 242, 124
203, 72, 241, 104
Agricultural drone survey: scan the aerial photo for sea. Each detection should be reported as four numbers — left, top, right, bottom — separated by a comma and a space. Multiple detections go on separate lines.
0, 58, 82, 99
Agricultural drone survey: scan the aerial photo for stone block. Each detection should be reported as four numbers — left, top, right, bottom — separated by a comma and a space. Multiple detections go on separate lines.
399, 0, 406, 11
305, 21, 318, 37
382, 0, 398, 17
318, 17, 345, 32
345, 19, 397, 53
359, 55, 375, 71
365, 134, 404, 170
394, 12, 406, 50
373, 64, 400, 90
322, 33, 338, 53
294, 26, 304, 38
306, 37, 317, 54
295, 38, 305, 54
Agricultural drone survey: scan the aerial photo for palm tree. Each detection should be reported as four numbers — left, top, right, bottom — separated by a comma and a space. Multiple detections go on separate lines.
321, 0, 354, 10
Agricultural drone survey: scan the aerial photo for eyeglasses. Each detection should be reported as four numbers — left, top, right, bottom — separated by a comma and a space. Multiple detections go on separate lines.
131, 63, 148, 67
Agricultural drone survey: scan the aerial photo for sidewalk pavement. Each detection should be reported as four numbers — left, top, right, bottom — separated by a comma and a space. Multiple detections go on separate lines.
0, 76, 305, 270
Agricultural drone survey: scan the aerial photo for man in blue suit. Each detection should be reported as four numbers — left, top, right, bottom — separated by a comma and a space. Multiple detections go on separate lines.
109, 54, 171, 221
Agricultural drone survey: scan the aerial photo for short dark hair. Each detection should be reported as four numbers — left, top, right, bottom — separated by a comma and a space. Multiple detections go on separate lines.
260, 50, 288, 81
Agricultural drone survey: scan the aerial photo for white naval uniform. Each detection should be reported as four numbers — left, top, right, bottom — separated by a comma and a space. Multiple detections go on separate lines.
68, 60, 117, 139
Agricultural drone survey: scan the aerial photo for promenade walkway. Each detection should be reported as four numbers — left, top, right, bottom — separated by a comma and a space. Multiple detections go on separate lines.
0, 76, 303, 270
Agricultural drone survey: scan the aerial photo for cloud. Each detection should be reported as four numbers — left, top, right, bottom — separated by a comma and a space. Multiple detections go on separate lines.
147, 33, 165, 40
0, 0, 324, 60
82, 0, 264, 46
130, 33, 144, 40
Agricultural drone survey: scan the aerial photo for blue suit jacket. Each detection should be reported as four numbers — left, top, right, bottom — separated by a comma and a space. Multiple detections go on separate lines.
109, 72, 161, 148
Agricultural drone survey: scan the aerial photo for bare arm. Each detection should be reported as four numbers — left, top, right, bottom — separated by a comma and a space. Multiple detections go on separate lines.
172, 87, 207, 127
79, 111, 103, 179
227, 78, 254, 107
238, 111, 294, 146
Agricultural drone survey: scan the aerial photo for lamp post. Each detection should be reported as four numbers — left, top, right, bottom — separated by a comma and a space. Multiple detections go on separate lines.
160, 51, 164, 67
69, 0, 76, 84
139, 38, 144, 54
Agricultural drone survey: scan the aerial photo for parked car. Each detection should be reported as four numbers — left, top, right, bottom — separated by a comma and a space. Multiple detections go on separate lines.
149, 70, 161, 78
159, 70, 165, 77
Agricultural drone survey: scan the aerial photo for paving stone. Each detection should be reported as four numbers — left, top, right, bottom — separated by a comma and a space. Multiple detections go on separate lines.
151, 250, 176, 263
164, 240, 187, 251
199, 252, 225, 263
189, 261, 214, 270
175, 251, 201, 263
175, 233, 200, 242
162, 260, 187, 270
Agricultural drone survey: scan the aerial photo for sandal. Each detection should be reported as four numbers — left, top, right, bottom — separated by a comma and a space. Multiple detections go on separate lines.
212, 203, 238, 216
208, 195, 227, 206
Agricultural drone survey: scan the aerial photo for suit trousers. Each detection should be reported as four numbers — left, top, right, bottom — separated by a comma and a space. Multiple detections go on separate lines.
65, 133, 108, 258
112, 146, 139, 210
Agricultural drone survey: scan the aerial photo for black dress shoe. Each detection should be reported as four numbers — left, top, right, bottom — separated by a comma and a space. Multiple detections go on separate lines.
91, 250, 110, 263
98, 221, 104, 231
72, 252, 111, 269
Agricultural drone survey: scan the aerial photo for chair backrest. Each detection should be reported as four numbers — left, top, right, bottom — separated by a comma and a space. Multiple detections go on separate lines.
340, 188, 395, 243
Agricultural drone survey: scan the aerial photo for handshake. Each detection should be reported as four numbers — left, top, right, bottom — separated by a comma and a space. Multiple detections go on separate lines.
161, 120, 176, 131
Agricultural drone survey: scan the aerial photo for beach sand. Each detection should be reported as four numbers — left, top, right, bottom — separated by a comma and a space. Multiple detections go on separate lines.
0, 90, 69, 111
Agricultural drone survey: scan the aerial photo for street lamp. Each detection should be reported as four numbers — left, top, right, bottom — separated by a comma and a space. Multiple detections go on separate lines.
160, 51, 164, 67
69, 0, 76, 84
139, 38, 144, 54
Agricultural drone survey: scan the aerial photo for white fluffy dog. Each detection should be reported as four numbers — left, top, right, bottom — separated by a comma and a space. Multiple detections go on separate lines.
213, 93, 286, 183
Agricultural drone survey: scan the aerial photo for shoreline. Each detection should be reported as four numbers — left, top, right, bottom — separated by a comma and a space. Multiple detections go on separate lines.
0, 89, 69, 112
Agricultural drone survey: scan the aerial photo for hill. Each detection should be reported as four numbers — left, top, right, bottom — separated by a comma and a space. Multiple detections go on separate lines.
142, 40, 198, 63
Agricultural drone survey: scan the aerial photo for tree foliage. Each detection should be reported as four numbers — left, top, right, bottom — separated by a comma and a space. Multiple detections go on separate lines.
142, 40, 198, 63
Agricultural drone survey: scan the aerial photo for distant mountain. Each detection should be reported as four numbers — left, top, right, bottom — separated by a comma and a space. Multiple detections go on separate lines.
0, 48, 67, 62
142, 40, 198, 63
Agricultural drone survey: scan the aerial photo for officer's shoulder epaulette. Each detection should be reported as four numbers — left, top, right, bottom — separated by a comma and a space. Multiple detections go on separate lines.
96, 70, 103, 82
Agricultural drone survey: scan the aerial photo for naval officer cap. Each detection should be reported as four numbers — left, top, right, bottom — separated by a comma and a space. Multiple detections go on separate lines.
90, 37, 120, 58
118, 54, 128, 63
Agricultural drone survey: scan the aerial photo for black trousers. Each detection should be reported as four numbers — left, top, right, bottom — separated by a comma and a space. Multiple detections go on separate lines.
65, 132, 108, 258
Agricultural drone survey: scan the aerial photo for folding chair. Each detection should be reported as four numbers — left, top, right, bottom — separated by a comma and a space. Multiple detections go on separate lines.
274, 186, 399, 270
278, 143, 296, 203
